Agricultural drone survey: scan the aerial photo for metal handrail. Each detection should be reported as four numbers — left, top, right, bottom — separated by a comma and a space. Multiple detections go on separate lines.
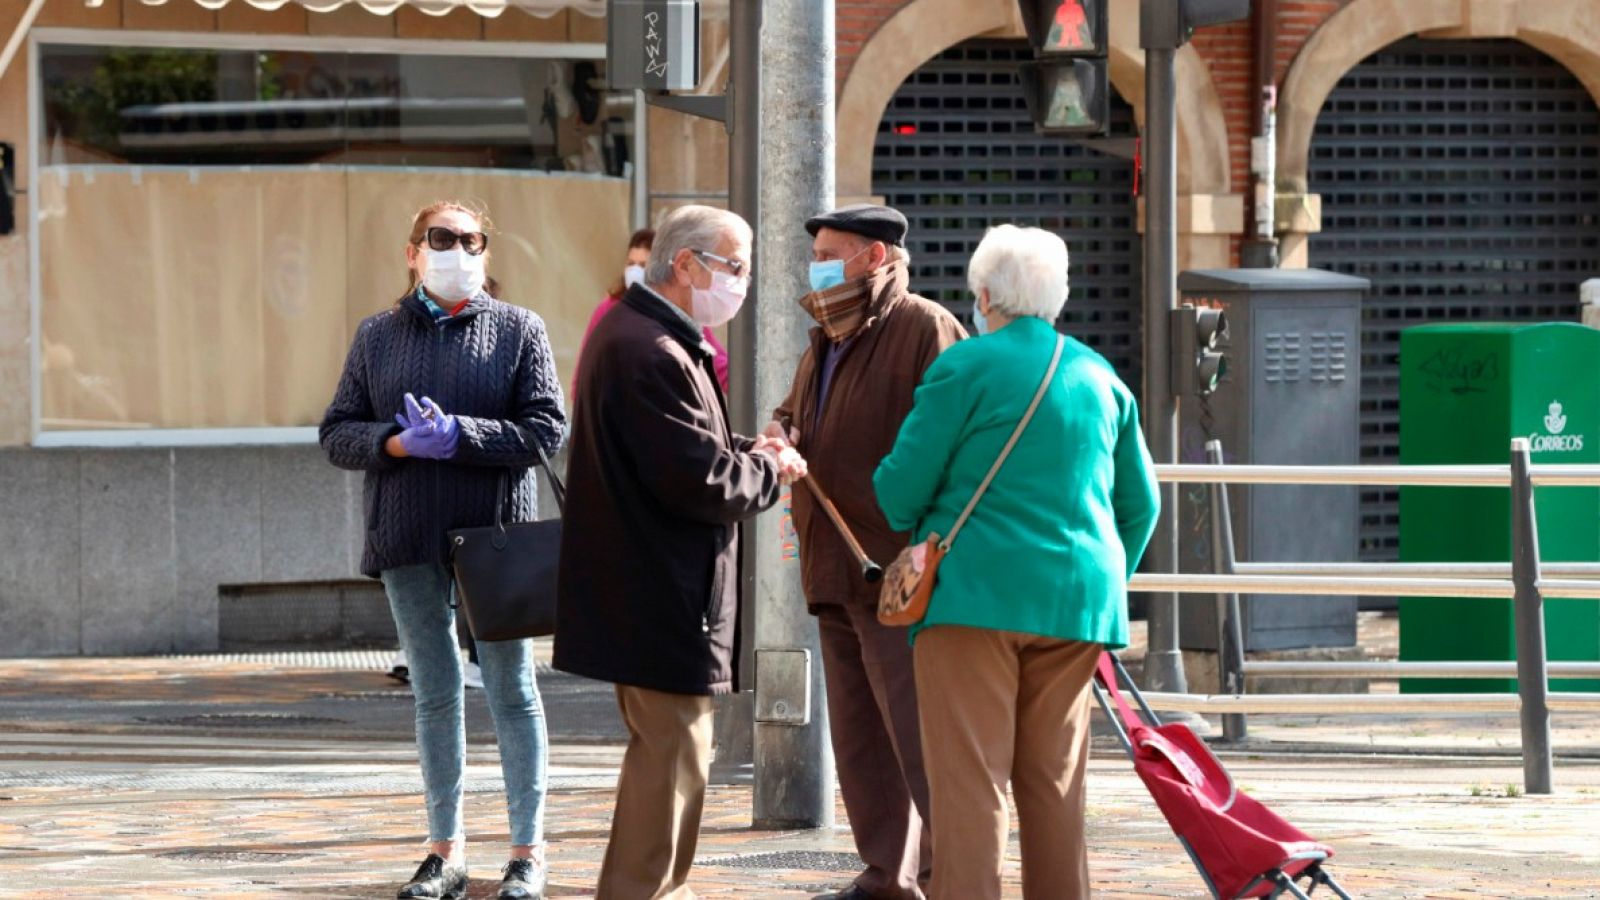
1147, 437, 1600, 794
1128, 573, 1517, 598
1153, 462, 1600, 487
1538, 580, 1600, 599
1138, 691, 1600, 716
1530, 465, 1600, 486
1155, 463, 1509, 486
1132, 573, 1600, 598
1234, 562, 1600, 578
1241, 661, 1600, 679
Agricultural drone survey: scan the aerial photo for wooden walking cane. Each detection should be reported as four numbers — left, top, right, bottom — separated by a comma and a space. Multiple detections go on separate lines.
803, 473, 885, 584
778, 415, 884, 583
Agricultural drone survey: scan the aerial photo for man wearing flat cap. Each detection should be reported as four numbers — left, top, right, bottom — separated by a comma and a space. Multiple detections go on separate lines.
766, 204, 965, 900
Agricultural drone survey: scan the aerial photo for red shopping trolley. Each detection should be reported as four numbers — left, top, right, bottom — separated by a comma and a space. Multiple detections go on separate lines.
1092, 653, 1353, 899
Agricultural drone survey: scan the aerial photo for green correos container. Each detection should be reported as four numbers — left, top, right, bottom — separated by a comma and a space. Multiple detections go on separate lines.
1399, 322, 1600, 693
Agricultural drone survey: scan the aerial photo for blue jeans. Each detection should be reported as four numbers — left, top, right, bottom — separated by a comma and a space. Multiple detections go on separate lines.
382, 562, 548, 846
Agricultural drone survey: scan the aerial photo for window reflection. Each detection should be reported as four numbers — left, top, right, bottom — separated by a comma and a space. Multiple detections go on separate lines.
42, 46, 629, 175
36, 43, 635, 434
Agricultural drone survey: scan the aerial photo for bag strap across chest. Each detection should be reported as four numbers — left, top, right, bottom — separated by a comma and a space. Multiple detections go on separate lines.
939, 334, 1065, 552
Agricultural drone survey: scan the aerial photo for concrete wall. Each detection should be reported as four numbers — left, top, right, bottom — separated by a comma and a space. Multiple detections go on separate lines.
0, 445, 366, 656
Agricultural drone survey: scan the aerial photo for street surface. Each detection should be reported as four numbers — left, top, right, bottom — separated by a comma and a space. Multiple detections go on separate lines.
1, 630, 1598, 897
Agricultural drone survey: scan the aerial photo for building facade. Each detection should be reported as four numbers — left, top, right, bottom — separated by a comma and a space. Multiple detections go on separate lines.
2, 0, 1598, 654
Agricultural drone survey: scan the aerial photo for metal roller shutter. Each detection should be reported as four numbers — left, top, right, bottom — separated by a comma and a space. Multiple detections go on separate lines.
1309, 38, 1600, 563
872, 39, 1144, 387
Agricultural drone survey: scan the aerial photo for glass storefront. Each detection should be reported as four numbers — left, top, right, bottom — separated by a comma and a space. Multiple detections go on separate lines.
41, 45, 631, 174
35, 43, 634, 434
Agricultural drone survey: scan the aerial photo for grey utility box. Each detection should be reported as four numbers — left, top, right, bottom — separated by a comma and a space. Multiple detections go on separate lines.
1175, 269, 1368, 652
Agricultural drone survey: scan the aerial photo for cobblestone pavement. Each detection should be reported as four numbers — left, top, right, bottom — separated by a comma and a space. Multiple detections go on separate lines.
2, 645, 1599, 898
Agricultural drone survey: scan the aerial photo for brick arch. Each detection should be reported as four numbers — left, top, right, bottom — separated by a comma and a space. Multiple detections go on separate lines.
1278, 0, 1600, 195
835, 0, 1233, 199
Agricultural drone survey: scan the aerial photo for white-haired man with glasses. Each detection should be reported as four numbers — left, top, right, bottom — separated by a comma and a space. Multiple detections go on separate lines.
555, 205, 806, 899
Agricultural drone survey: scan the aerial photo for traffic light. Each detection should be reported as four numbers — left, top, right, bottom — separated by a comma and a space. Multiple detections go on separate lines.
1018, 0, 1108, 57
1143, 0, 1252, 50
1170, 304, 1229, 395
1016, 1, 1111, 136
1018, 60, 1111, 135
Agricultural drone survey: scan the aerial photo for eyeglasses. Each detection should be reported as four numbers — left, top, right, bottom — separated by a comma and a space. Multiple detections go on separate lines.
421, 227, 489, 256
692, 248, 749, 280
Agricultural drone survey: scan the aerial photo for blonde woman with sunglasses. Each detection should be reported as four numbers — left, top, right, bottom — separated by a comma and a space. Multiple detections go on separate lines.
320, 201, 566, 900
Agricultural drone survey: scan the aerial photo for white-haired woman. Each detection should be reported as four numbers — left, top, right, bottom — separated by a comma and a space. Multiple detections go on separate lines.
873, 224, 1160, 899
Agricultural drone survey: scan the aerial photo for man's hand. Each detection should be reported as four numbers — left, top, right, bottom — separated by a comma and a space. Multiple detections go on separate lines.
761, 419, 800, 448
752, 439, 808, 485
770, 446, 808, 485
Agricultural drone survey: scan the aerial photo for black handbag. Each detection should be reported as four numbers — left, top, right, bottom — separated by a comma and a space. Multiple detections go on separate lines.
447, 443, 565, 642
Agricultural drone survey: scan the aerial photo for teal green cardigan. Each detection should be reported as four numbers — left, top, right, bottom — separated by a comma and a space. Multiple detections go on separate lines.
873, 316, 1160, 648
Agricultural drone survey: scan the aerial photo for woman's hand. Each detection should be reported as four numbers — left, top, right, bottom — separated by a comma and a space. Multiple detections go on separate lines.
390, 393, 459, 460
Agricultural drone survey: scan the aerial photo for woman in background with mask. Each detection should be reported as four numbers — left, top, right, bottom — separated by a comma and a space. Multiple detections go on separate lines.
573, 228, 729, 400
320, 201, 566, 900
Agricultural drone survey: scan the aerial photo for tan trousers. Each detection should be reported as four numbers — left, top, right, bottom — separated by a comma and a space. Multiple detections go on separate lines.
817, 602, 931, 899
913, 626, 1101, 900
596, 685, 715, 900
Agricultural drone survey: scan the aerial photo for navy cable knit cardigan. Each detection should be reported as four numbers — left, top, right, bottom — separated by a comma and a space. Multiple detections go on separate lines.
319, 292, 567, 577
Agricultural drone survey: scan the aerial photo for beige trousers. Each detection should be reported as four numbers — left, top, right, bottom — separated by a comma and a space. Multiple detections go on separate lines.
596, 685, 715, 900
913, 625, 1101, 900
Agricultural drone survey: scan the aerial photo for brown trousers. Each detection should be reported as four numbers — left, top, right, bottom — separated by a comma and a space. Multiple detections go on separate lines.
913, 626, 1100, 900
596, 685, 715, 900
817, 602, 932, 899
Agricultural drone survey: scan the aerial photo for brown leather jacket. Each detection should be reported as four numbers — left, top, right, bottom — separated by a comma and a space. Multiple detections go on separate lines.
774, 264, 966, 610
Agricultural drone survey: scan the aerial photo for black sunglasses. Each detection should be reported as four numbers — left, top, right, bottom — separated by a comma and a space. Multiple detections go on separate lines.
421, 226, 489, 256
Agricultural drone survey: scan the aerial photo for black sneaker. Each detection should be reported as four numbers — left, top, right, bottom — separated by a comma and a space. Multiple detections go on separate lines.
498, 857, 547, 900
397, 853, 467, 900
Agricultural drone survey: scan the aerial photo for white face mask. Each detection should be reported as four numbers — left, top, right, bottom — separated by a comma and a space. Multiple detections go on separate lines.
623, 264, 646, 288
421, 248, 486, 302
690, 256, 748, 327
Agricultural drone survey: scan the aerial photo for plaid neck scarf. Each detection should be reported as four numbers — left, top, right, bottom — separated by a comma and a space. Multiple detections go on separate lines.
798, 259, 907, 342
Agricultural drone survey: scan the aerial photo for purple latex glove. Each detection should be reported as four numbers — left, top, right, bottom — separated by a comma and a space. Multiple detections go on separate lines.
397, 395, 459, 460
393, 392, 430, 431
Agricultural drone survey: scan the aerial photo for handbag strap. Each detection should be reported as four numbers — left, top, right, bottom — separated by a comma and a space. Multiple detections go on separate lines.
940, 334, 1065, 552
494, 441, 567, 530
533, 439, 566, 515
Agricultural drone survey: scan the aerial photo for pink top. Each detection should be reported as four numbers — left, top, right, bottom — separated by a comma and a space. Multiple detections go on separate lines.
574, 296, 730, 400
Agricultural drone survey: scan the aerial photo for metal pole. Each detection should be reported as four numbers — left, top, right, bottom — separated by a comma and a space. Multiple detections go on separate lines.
714, 0, 765, 781
631, 88, 649, 230
751, 0, 835, 829
1206, 440, 1247, 741
1140, 38, 1188, 695
1510, 437, 1554, 794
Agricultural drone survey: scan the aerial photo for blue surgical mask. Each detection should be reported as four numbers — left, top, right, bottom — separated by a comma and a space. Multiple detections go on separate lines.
808, 259, 846, 292
808, 245, 871, 293
971, 298, 989, 335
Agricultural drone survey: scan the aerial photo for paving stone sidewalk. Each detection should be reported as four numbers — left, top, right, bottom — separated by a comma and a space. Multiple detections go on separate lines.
1, 648, 1599, 898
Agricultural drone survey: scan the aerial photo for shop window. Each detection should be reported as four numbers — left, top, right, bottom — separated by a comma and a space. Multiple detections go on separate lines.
36, 44, 633, 436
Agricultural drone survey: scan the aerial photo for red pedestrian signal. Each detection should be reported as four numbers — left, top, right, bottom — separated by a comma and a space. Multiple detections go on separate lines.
1019, 0, 1107, 57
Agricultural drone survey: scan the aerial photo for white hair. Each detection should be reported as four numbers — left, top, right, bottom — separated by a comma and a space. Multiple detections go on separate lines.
966, 224, 1069, 321
645, 205, 752, 286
